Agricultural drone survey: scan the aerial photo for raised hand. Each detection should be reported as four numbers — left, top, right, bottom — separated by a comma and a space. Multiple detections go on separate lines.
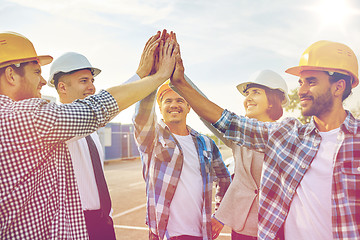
155, 37, 178, 81
150, 29, 170, 75
136, 31, 161, 78
169, 32, 185, 85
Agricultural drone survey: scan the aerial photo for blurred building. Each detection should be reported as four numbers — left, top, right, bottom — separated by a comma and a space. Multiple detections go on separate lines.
98, 123, 140, 161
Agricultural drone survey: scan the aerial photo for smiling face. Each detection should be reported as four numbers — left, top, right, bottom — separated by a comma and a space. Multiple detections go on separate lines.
243, 87, 272, 122
298, 70, 334, 117
16, 61, 47, 100
159, 90, 191, 125
57, 69, 95, 103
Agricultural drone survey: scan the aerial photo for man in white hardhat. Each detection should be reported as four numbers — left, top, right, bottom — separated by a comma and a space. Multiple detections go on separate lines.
0, 30, 177, 239
48, 52, 115, 239
171, 39, 360, 240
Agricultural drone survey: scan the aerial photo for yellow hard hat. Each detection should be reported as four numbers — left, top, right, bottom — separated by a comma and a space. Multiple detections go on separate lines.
0, 32, 53, 68
286, 40, 359, 88
156, 80, 172, 105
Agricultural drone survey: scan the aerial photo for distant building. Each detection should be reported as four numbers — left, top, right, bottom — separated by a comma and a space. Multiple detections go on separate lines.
98, 122, 140, 161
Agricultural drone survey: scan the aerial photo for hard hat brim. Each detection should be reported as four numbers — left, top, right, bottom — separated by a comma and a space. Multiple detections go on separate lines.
0, 55, 53, 69
236, 82, 290, 107
286, 65, 359, 88
156, 80, 172, 106
47, 67, 101, 88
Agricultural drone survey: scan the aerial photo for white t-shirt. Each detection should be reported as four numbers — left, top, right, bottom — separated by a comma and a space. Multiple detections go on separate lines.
285, 128, 340, 240
167, 134, 203, 237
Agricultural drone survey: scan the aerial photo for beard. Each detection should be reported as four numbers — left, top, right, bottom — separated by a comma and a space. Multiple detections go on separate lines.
301, 88, 334, 117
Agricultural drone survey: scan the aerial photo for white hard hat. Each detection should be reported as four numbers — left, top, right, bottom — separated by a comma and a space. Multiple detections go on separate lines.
236, 69, 290, 107
48, 52, 101, 87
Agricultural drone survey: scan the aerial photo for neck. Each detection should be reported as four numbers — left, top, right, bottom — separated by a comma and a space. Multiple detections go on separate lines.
59, 95, 73, 104
165, 121, 189, 136
313, 105, 346, 132
256, 115, 274, 122
0, 80, 15, 100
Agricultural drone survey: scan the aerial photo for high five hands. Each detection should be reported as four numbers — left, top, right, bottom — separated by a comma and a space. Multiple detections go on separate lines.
136, 29, 179, 82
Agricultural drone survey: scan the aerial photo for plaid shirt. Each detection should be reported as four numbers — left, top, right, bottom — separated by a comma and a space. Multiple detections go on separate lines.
213, 109, 360, 240
0, 90, 119, 239
133, 91, 230, 240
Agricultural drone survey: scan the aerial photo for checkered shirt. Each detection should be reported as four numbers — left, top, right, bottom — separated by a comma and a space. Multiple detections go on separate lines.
0, 90, 119, 239
132, 92, 231, 240
213, 109, 360, 240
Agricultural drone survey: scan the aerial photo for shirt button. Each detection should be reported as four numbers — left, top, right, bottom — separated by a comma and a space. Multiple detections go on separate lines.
281, 210, 286, 215
270, 233, 275, 238
301, 164, 306, 169
357, 167, 360, 172
314, 142, 319, 147
289, 189, 293, 194
254, 189, 258, 194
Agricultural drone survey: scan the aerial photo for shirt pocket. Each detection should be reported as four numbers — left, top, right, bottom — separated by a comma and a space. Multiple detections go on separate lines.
341, 160, 360, 203
154, 137, 176, 162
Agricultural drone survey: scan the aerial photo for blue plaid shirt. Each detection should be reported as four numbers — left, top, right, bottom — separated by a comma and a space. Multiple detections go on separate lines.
213, 109, 360, 240
133, 91, 230, 240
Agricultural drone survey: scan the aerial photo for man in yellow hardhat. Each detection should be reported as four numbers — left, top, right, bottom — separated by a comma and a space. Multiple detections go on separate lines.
0, 31, 177, 239
171, 39, 360, 240
132, 31, 231, 239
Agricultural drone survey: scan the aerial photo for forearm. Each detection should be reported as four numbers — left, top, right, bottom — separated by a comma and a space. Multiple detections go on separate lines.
172, 77, 223, 124
107, 72, 167, 112
132, 91, 157, 151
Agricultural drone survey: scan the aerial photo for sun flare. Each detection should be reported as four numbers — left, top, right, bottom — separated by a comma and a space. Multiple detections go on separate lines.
312, 0, 357, 27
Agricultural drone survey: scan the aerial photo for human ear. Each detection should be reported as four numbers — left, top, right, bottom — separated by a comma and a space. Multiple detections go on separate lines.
4, 67, 17, 86
57, 81, 67, 94
333, 79, 346, 97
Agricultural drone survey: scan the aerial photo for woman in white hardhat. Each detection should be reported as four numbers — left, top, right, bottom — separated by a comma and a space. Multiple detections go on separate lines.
212, 69, 289, 240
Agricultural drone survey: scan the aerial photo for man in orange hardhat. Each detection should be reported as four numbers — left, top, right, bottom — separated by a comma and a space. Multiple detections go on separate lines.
133, 69, 230, 239
0, 31, 177, 239
171, 39, 360, 240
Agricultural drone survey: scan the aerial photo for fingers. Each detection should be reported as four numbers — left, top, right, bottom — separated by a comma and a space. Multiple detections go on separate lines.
159, 40, 164, 60
172, 43, 180, 57
143, 31, 160, 52
160, 29, 168, 42
148, 38, 161, 55
166, 40, 175, 56
173, 32, 177, 43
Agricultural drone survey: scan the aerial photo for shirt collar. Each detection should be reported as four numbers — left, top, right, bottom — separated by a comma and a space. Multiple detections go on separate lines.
340, 110, 358, 135
159, 119, 199, 137
304, 110, 358, 135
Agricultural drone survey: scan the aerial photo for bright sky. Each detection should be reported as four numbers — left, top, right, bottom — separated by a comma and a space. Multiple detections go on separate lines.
2, 0, 360, 134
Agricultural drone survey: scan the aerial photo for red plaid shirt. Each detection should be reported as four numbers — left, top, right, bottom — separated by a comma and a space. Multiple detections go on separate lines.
214, 109, 360, 240
0, 90, 118, 239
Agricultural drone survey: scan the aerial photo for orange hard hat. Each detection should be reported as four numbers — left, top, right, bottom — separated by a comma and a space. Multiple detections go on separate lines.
286, 40, 359, 88
0, 32, 53, 68
156, 80, 173, 105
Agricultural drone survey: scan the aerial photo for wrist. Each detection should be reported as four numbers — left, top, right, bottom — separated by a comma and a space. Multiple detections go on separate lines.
136, 69, 147, 79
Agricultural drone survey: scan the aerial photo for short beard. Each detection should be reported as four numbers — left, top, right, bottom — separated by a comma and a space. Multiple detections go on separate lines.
301, 88, 334, 117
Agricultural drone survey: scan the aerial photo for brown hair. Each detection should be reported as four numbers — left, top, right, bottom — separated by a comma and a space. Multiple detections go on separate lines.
245, 83, 284, 121
53, 68, 92, 90
0, 61, 36, 77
